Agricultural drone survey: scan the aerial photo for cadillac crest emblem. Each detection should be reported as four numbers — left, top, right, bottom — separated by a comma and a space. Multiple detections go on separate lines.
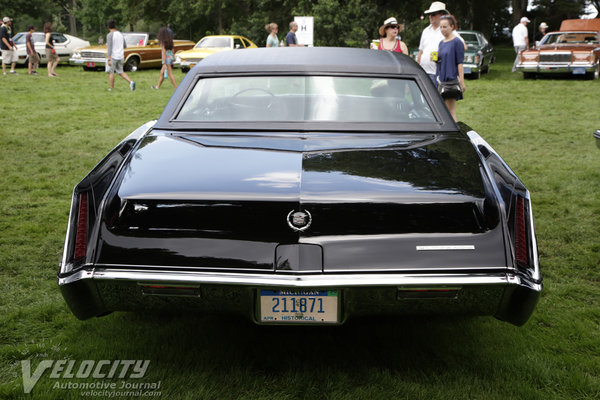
287, 210, 312, 232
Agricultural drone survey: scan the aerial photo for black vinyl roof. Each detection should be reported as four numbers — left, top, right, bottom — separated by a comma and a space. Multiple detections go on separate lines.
192, 46, 425, 76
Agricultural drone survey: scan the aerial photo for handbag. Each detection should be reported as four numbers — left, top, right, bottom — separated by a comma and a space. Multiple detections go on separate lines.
437, 78, 462, 99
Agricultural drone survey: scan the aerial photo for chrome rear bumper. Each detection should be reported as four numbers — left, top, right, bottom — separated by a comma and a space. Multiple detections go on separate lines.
58, 267, 541, 326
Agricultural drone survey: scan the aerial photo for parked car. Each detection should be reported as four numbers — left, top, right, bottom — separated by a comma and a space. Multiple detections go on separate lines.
594, 130, 600, 149
174, 35, 258, 72
69, 32, 194, 71
457, 30, 495, 79
0, 32, 89, 65
58, 47, 541, 326
516, 19, 600, 80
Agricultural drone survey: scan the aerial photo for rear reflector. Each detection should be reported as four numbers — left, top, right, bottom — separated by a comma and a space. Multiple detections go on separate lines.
139, 284, 201, 297
515, 196, 528, 265
73, 192, 88, 260
397, 287, 460, 300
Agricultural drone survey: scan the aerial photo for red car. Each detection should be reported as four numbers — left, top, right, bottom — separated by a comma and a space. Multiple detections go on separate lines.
516, 19, 600, 80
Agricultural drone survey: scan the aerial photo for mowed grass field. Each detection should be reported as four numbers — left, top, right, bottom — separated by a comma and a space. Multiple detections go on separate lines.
1, 48, 599, 399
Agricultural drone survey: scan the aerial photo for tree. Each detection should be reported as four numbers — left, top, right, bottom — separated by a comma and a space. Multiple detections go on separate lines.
511, 0, 528, 25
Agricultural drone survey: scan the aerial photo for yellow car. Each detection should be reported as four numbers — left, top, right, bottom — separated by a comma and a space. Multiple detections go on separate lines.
175, 35, 258, 72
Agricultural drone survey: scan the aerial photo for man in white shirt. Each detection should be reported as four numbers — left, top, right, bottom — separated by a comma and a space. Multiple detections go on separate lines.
417, 2, 448, 85
512, 17, 530, 72
106, 19, 135, 91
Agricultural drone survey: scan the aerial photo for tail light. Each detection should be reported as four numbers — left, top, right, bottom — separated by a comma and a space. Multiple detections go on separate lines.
514, 196, 528, 266
73, 192, 89, 261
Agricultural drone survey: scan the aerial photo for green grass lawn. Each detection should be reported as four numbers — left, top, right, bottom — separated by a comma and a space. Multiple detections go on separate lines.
1, 48, 599, 399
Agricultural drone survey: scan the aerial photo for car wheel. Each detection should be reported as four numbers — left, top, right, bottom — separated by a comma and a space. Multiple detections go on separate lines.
181, 67, 189, 73
124, 57, 139, 72
473, 69, 481, 79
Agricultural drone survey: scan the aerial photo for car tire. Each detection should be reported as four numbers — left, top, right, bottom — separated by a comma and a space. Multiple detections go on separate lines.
181, 67, 189, 73
124, 56, 139, 72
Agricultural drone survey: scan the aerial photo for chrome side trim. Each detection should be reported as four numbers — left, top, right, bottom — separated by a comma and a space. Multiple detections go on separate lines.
58, 268, 541, 292
416, 245, 475, 251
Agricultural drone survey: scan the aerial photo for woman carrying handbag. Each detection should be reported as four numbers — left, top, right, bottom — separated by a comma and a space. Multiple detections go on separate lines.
436, 15, 465, 122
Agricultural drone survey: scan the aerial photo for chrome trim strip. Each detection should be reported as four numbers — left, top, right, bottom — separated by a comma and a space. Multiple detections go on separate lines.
58, 268, 541, 292
89, 262, 503, 273
416, 245, 475, 251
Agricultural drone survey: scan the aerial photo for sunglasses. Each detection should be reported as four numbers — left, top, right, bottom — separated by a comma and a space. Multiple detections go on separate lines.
386, 25, 400, 29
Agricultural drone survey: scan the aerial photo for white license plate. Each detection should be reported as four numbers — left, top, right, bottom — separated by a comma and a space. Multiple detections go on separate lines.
572, 67, 586, 75
259, 290, 339, 323
464, 67, 472, 74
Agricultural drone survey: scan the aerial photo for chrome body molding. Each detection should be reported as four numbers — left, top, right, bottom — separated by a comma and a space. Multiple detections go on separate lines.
416, 245, 475, 251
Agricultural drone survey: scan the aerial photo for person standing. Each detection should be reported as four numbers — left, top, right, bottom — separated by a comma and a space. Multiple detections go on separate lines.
44, 22, 60, 77
1, 17, 18, 75
377, 17, 408, 54
26, 25, 39, 75
285, 21, 304, 47
151, 27, 177, 90
535, 22, 548, 46
436, 15, 465, 122
417, 2, 449, 84
265, 23, 279, 47
512, 17, 530, 72
106, 19, 135, 91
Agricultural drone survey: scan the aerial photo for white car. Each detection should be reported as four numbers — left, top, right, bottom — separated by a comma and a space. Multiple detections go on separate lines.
0, 32, 90, 65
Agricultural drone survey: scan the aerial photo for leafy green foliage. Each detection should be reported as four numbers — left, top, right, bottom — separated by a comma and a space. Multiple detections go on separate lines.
8, 0, 595, 48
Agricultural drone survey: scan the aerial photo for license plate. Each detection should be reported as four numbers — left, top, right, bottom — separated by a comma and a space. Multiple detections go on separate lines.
464, 67, 472, 74
572, 67, 586, 75
259, 290, 339, 323
86, 62, 95, 67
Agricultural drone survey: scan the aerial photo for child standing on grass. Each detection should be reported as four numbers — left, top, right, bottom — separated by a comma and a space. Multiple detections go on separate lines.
151, 27, 177, 90
25, 25, 39, 75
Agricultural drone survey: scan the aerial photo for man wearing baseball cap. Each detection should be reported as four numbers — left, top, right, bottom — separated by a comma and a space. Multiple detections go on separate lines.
512, 16, 530, 72
1, 17, 18, 75
417, 2, 449, 84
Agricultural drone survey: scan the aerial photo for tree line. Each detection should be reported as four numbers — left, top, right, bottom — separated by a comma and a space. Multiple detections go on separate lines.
3, 0, 598, 49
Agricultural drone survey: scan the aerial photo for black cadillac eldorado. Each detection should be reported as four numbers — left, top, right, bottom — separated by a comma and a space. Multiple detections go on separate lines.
59, 47, 541, 326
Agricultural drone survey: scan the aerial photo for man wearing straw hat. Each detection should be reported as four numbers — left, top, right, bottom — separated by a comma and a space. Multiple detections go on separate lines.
416, 2, 449, 84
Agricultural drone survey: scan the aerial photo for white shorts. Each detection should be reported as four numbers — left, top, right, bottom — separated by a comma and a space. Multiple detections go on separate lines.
1, 49, 18, 64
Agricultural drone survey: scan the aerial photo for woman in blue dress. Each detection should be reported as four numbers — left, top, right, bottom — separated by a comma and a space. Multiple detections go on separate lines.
436, 15, 465, 122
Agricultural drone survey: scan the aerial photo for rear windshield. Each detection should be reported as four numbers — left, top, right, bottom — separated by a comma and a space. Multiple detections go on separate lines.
175, 76, 436, 123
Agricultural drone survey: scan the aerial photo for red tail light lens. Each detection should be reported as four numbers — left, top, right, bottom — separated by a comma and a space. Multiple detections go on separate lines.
515, 196, 528, 265
74, 192, 88, 260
